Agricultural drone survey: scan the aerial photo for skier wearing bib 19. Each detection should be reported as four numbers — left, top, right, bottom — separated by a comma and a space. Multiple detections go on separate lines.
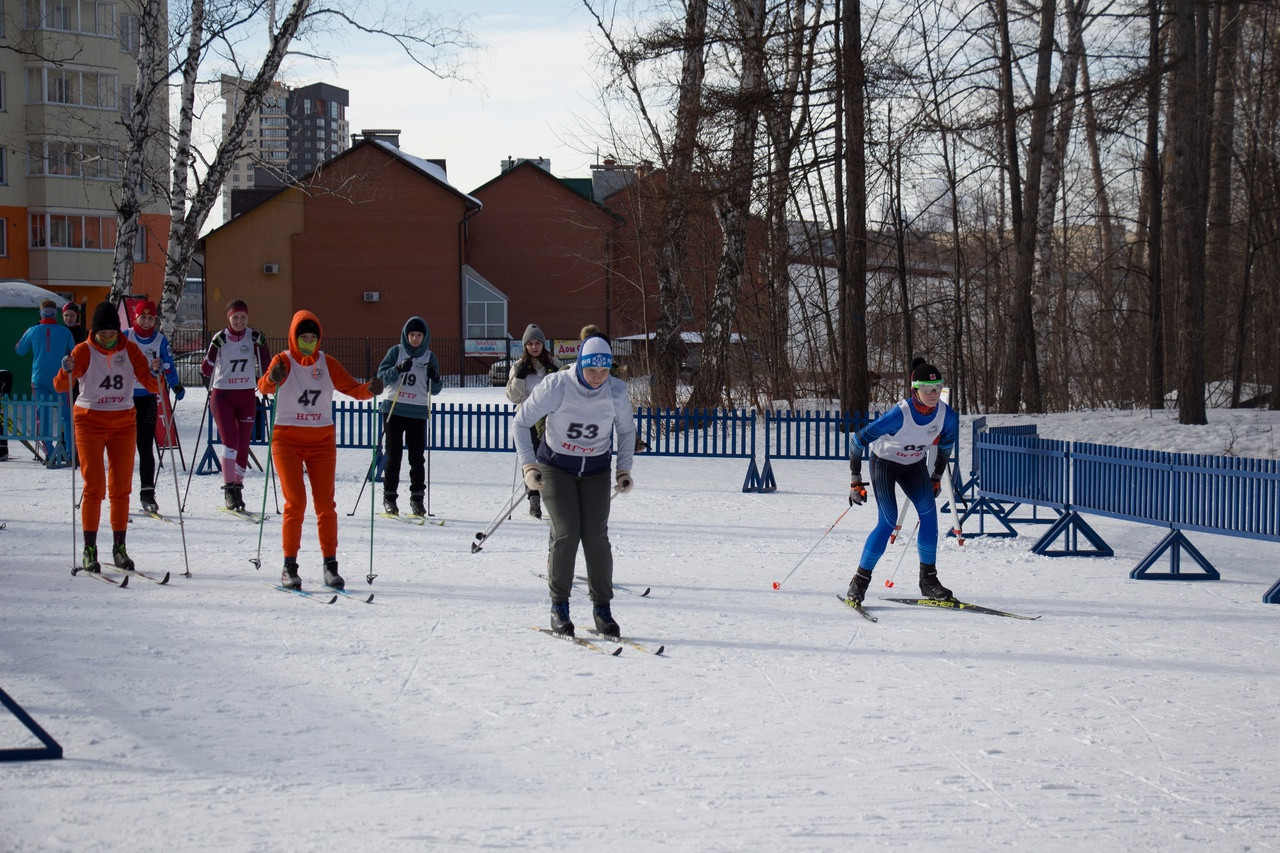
258, 310, 383, 591
200, 299, 271, 512
844, 357, 960, 606
374, 316, 442, 518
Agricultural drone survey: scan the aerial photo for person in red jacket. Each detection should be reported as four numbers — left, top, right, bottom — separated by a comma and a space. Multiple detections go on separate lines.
258, 310, 383, 591
54, 302, 160, 573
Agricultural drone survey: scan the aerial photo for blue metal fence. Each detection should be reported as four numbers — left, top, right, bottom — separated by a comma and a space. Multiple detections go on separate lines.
755, 409, 881, 493
1, 395, 66, 464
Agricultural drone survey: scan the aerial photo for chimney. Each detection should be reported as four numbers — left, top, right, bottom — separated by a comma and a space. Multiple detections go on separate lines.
354, 128, 401, 148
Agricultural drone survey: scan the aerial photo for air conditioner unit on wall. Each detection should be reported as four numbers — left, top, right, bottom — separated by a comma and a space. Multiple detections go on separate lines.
363, 292, 380, 303
263, 263, 280, 275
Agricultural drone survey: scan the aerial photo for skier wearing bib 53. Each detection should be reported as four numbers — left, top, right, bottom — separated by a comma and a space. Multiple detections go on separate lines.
844, 357, 960, 606
258, 310, 383, 591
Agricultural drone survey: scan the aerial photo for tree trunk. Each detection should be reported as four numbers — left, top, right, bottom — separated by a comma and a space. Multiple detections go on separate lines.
838, 0, 870, 415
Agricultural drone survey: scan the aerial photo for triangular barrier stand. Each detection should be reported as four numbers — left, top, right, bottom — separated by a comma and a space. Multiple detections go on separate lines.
1264, 578, 1280, 604
1129, 529, 1219, 580
364, 450, 386, 484
741, 459, 762, 493
196, 442, 222, 475
957, 495, 1018, 538
1031, 511, 1113, 557
0, 686, 63, 762
757, 459, 777, 493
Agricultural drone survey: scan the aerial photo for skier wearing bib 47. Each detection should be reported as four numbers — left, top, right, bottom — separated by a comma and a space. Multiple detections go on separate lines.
513, 335, 635, 638
374, 316, 442, 518
844, 357, 960, 606
258, 310, 383, 591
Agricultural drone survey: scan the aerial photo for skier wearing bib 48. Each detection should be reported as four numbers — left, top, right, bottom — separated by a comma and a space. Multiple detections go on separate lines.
374, 316, 442, 518
123, 301, 184, 515
844, 358, 960, 606
258, 310, 383, 591
54, 302, 161, 572
513, 335, 635, 638
200, 300, 271, 512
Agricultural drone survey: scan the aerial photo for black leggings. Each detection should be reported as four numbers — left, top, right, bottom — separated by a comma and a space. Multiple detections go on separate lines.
382, 413, 427, 497
134, 395, 159, 491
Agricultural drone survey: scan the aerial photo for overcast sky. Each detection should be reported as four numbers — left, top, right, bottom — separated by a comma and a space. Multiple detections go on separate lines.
294, 0, 610, 195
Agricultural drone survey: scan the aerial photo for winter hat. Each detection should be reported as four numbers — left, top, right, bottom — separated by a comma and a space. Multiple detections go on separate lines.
62, 302, 81, 320
295, 318, 320, 339
91, 301, 122, 334
226, 299, 249, 317
135, 300, 157, 318
910, 357, 943, 387
405, 317, 428, 337
578, 335, 612, 369
131, 300, 157, 336
522, 324, 546, 346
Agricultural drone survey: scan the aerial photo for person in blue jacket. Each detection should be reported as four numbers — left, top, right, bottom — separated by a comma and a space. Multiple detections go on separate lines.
844, 357, 960, 606
374, 316, 442, 518
122, 300, 184, 514
14, 298, 75, 463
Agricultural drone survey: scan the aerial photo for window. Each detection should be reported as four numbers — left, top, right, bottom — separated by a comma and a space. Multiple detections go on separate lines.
26, 67, 118, 108
0, 219, 7, 256
118, 12, 139, 53
28, 213, 121, 251
464, 267, 508, 339
0, 147, 6, 184
27, 140, 119, 179
0, 71, 6, 110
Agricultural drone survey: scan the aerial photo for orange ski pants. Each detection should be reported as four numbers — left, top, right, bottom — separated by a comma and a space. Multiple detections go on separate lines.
74, 407, 137, 533
271, 424, 339, 559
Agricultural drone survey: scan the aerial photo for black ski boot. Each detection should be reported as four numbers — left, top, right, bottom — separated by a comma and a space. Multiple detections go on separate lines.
140, 488, 159, 515
409, 493, 425, 517
528, 492, 542, 520
281, 558, 301, 590
322, 558, 345, 590
846, 567, 873, 605
230, 483, 247, 512
223, 485, 239, 511
919, 563, 953, 601
81, 545, 101, 573
550, 600, 573, 636
112, 544, 135, 571
383, 494, 399, 516
592, 603, 620, 638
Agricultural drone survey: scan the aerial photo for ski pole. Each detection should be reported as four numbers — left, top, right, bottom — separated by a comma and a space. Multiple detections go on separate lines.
66, 384, 78, 572
180, 384, 211, 512
248, 397, 278, 570
471, 481, 530, 553
770, 504, 853, 591
157, 385, 193, 578
882, 518, 920, 590
347, 373, 403, 517
425, 385, 434, 518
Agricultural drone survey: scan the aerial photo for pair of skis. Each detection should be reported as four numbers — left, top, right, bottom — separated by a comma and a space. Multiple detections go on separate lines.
533, 627, 664, 656
261, 580, 375, 604
379, 512, 445, 527
72, 565, 170, 586
839, 596, 1040, 621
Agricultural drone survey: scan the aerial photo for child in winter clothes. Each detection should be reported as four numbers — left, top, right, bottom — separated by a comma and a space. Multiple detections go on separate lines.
374, 316, 443, 518
506, 323, 562, 518
200, 299, 271, 511
123, 301, 184, 514
843, 357, 960, 606
514, 335, 635, 638
62, 302, 87, 346
258, 310, 383, 590
14, 298, 76, 462
54, 302, 161, 573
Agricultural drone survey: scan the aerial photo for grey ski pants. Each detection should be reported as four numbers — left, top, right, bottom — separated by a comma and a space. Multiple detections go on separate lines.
539, 463, 613, 605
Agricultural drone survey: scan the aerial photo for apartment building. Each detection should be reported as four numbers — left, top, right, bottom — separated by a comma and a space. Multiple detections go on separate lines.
0, 0, 170, 307
219, 76, 349, 222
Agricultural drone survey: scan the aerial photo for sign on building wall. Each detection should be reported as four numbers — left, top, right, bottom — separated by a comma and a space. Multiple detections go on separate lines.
552, 340, 580, 361
465, 339, 506, 355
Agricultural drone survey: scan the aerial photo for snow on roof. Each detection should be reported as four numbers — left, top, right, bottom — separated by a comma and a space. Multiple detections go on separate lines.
614, 331, 745, 344
0, 279, 66, 309
370, 139, 482, 210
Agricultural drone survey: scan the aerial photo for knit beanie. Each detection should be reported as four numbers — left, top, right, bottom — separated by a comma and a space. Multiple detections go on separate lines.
522, 324, 546, 346
578, 335, 613, 369
405, 317, 428, 337
295, 318, 320, 339
91, 301, 122, 333
132, 300, 157, 336
62, 302, 81, 320
910, 357, 942, 386
226, 299, 249, 317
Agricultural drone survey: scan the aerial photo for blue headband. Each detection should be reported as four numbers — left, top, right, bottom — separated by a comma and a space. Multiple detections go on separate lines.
579, 352, 612, 369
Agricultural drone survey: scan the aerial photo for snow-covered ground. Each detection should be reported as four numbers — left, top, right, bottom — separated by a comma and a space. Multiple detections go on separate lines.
2, 387, 1277, 851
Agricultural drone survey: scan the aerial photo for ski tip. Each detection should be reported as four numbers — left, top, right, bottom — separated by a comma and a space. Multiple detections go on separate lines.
654, 645, 665, 655
119, 575, 129, 588
159, 572, 171, 585
640, 587, 651, 597
325, 595, 338, 604
610, 646, 622, 656
364, 593, 375, 603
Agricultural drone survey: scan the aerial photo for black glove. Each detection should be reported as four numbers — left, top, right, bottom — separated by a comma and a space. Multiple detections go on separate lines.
201, 372, 211, 388
396, 357, 414, 374
367, 377, 385, 395
427, 364, 440, 382
515, 361, 533, 380
849, 480, 867, 506
268, 361, 288, 384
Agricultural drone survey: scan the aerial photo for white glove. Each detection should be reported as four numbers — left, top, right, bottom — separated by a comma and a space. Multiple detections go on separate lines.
615, 470, 633, 494
523, 464, 542, 492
